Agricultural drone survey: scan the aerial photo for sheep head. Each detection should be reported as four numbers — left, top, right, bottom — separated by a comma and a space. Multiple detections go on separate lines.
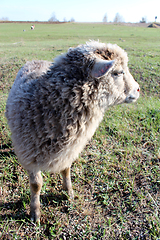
86, 42, 140, 108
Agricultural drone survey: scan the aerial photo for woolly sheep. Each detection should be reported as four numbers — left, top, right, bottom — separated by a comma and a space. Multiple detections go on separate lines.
6, 41, 140, 222
31, 25, 35, 30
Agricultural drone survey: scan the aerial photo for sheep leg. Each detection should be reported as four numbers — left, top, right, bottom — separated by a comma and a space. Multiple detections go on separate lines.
61, 167, 74, 199
29, 171, 43, 222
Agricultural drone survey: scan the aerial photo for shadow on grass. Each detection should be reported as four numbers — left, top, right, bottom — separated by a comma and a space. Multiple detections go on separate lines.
0, 191, 68, 222
0, 198, 30, 222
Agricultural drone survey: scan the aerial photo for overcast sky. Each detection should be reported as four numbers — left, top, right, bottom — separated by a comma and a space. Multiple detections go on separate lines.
0, 0, 159, 23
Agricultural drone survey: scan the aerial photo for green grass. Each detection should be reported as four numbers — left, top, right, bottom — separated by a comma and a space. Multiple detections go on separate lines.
0, 22, 160, 239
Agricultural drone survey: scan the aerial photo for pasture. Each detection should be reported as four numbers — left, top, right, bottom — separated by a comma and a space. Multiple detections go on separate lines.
0, 22, 160, 239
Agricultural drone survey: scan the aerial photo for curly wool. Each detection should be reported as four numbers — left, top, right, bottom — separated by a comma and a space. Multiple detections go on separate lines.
6, 41, 136, 173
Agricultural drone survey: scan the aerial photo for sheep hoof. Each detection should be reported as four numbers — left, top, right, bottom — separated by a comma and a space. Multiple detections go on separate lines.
63, 187, 74, 199
68, 189, 74, 200
30, 209, 41, 223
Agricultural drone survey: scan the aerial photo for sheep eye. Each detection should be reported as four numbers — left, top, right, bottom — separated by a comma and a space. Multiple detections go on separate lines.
114, 72, 119, 76
113, 70, 124, 76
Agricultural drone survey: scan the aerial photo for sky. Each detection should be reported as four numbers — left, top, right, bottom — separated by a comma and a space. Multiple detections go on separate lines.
0, 0, 159, 23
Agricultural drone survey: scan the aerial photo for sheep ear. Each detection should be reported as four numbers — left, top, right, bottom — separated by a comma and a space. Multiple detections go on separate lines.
91, 60, 115, 78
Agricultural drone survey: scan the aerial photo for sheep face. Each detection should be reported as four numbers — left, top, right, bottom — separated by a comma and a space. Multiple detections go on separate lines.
90, 45, 140, 109
109, 64, 140, 105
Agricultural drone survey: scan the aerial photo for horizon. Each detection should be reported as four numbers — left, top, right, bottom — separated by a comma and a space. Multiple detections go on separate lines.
0, 20, 157, 24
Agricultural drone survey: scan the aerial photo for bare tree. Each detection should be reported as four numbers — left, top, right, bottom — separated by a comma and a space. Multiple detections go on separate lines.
48, 12, 58, 22
103, 13, 108, 23
70, 17, 75, 22
140, 16, 147, 23
113, 13, 124, 23
0, 17, 9, 21
63, 17, 67, 22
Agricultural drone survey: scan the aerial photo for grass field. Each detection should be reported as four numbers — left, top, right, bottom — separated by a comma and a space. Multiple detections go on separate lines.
0, 22, 160, 239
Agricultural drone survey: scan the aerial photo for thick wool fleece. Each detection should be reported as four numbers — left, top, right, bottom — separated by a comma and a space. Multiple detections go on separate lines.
6, 41, 139, 173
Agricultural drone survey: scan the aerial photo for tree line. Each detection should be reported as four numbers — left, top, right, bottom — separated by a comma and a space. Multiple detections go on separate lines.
48, 12, 75, 23
0, 12, 158, 23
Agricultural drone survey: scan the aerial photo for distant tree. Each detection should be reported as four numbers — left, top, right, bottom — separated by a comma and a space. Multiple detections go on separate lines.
70, 17, 75, 22
103, 13, 108, 23
48, 12, 58, 22
0, 17, 9, 21
140, 16, 147, 23
63, 17, 67, 22
113, 13, 124, 23
155, 16, 157, 22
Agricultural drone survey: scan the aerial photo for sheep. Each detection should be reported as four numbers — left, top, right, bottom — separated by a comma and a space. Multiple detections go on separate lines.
5, 41, 140, 222
31, 25, 35, 30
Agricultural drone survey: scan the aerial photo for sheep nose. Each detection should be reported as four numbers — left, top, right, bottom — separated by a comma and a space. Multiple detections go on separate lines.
137, 87, 140, 92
